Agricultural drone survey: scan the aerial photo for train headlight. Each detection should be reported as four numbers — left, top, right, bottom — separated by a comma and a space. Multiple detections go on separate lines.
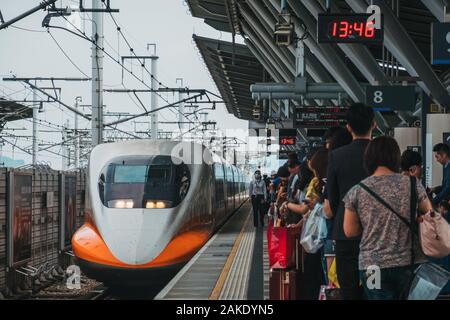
108, 199, 134, 209
145, 200, 172, 209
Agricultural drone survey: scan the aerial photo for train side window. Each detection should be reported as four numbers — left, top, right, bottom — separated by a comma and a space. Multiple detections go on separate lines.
232, 166, 237, 195
214, 163, 225, 206
177, 163, 190, 200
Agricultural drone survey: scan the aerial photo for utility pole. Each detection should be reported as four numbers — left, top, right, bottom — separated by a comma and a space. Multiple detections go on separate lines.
176, 78, 184, 135
32, 80, 38, 165
62, 121, 68, 170
74, 96, 82, 168
91, 0, 104, 147
148, 43, 158, 140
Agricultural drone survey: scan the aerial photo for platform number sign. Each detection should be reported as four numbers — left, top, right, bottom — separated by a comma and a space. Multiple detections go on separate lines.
366, 86, 416, 111
431, 23, 450, 65
444, 132, 450, 148
373, 90, 383, 104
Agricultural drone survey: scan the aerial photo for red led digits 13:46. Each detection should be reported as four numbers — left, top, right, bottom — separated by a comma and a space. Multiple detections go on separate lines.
280, 138, 295, 146
331, 20, 376, 39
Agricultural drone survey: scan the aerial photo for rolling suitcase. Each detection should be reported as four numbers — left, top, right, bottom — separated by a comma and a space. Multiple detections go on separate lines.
269, 269, 299, 300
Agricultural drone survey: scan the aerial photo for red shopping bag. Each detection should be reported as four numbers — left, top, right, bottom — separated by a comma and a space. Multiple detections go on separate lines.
268, 225, 296, 269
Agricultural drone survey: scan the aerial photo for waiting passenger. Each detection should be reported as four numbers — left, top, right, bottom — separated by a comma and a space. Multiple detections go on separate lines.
249, 170, 267, 228
343, 136, 433, 300
274, 165, 290, 209
430, 143, 450, 207
439, 199, 450, 224
322, 126, 353, 277
324, 126, 353, 151
401, 149, 423, 180
283, 148, 326, 300
324, 127, 342, 150
281, 157, 314, 225
326, 103, 375, 300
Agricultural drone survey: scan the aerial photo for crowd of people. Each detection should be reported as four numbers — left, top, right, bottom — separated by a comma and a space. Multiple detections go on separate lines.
249, 103, 450, 300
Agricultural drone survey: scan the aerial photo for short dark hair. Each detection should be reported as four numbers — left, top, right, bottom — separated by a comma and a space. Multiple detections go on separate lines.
309, 148, 328, 181
323, 127, 341, 141
277, 165, 290, 178
433, 143, 450, 156
287, 152, 298, 162
364, 136, 401, 175
288, 157, 301, 168
328, 127, 353, 150
306, 147, 321, 161
346, 103, 375, 136
298, 161, 313, 191
401, 150, 422, 171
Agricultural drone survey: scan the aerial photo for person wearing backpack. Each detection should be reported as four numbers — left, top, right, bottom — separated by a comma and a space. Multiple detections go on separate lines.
343, 136, 433, 300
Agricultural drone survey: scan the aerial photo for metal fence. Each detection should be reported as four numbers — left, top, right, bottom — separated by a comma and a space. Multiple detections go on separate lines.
0, 167, 86, 296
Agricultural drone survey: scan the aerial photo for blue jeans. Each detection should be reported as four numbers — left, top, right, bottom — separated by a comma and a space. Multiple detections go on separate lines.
359, 265, 415, 300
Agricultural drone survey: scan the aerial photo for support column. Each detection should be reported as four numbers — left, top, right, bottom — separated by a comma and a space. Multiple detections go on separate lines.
151, 56, 159, 140
62, 121, 68, 170
177, 78, 185, 134
91, 0, 104, 146
74, 96, 81, 168
32, 80, 38, 165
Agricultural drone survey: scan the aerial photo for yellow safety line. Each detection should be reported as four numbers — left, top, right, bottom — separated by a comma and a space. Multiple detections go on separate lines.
209, 209, 251, 300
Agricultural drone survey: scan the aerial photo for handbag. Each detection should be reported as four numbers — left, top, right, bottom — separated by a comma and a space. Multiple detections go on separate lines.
268, 225, 297, 269
359, 176, 450, 300
359, 177, 450, 258
418, 211, 450, 258
299, 203, 327, 254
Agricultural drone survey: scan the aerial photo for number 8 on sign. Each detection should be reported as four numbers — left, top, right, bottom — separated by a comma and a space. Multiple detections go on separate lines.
374, 90, 383, 104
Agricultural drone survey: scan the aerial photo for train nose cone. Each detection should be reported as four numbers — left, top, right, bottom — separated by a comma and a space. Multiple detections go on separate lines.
101, 210, 172, 265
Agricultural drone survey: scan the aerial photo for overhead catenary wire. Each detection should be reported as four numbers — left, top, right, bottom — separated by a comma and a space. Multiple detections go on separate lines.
10, 25, 47, 33
2, 4, 218, 160
47, 30, 90, 78
60, 12, 196, 125
105, 9, 169, 89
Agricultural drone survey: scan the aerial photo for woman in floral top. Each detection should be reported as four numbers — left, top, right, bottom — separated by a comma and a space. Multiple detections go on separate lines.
343, 136, 433, 300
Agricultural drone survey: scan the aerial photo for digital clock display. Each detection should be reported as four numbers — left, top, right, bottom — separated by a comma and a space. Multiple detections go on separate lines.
279, 137, 296, 146
317, 14, 383, 44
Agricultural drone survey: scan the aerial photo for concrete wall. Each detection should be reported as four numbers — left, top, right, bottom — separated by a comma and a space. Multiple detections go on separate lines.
427, 114, 450, 187
394, 127, 421, 154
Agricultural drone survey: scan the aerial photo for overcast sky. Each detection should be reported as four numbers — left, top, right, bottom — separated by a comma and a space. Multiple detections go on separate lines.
0, 0, 251, 169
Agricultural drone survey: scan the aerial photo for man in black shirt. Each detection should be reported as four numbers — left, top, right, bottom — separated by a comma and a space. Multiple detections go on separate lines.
326, 103, 376, 300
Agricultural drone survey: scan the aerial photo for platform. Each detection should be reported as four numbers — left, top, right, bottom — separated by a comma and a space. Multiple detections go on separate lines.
155, 201, 268, 300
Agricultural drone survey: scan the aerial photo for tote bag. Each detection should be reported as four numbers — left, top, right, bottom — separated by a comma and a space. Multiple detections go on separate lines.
418, 211, 450, 258
300, 203, 327, 254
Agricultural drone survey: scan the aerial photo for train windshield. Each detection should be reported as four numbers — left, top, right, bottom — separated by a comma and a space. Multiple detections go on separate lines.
99, 155, 190, 209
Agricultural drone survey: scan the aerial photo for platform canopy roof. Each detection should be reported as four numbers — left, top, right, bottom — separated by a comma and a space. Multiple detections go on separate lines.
194, 34, 268, 120
188, 0, 450, 134
0, 98, 33, 128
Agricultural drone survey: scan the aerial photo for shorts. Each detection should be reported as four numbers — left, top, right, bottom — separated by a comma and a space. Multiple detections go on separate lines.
323, 239, 336, 256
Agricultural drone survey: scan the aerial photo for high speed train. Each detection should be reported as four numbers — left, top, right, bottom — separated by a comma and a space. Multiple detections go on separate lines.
72, 140, 249, 285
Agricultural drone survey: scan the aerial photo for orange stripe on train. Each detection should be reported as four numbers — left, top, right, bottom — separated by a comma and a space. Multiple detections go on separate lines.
72, 222, 210, 268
